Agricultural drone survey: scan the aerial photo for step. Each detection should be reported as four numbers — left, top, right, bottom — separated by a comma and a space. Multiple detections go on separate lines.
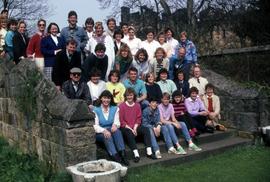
96, 129, 237, 159
127, 137, 252, 170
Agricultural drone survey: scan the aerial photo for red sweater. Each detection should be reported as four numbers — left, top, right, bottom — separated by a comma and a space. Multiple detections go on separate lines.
119, 102, 141, 128
27, 33, 44, 58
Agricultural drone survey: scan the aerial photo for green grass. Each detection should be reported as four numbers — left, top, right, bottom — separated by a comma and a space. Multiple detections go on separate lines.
127, 145, 270, 182
0, 137, 72, 182
1, 136, 270, 182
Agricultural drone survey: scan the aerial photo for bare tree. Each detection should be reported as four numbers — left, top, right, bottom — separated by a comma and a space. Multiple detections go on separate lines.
1, 0, 53, 20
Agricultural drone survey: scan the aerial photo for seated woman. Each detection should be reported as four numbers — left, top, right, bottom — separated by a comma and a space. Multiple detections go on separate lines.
202, 83, 226, 131
149, 47, 169, 79
159, 92, 201, 154
157, 68, 177, 96
87, 68, 106, 106
142, 97, 162, 159
145, 72, 162, 103
172, 90, 199, 139
93, 90, 129, 166
106, 70, 126, 105
185, 87, 214, 133
119, 88, 154, 162
132, 48, 150, 80
114, 43, 133, 81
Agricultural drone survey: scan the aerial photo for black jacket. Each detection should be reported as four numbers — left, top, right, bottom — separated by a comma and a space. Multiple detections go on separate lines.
52, 49, 81, 86
62, 80, 92, 105
82, 53, 108, 81
12, 31, 29, 64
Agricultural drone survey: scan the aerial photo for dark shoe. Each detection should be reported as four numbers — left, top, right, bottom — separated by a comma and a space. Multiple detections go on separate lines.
205, 126, 214, 133
119, 150, 129, 166
147, 153, 157, 160
111, 154, 122, 163
133, 156, 140, 163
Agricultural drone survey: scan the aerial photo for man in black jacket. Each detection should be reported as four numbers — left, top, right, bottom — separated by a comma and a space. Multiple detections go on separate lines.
53, 39, 81, 90
62, 67, 92, 106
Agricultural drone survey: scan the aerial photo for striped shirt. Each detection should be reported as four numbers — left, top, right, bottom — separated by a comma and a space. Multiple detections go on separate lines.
172, 102, 187, 118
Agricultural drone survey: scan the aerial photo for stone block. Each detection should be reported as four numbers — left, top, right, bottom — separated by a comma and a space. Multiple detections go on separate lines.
52, 126, 67, 145
64, 145, 97, 167
32, 121, 41, 137
233, 112, 258, 132
41, 123, 54, 141
65, 126, 95, 147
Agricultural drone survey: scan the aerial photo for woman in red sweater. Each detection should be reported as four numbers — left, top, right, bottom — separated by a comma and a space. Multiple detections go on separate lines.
119, 88, 154, 162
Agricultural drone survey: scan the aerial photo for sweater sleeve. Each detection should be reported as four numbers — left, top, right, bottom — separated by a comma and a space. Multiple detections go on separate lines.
119, 104, 127, 128
136, 103, 142, 126
26, 35, 36, 56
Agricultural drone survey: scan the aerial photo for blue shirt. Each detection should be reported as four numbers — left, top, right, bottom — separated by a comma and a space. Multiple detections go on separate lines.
60, 25, 88, 52
123, 78, 147, 97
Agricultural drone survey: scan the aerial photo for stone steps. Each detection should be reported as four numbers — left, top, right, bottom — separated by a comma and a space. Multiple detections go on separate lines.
128, 136, 252, 170
96, 129, 253, 169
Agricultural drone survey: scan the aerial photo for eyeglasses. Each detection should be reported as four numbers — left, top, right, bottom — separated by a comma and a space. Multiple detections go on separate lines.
72, 73, 81, 77
38, 24, 45, 27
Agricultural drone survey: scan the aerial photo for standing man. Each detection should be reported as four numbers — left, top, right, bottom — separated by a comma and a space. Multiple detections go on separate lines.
60, 10, 88, 53
188, 65, 208, 97
27, 19, 46, 71
52, 39, 81, 91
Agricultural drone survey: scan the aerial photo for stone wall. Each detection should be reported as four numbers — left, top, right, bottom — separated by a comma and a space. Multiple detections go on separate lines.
202, 68, 270, 132
200, 45, 270, 86
0, 59, 96, 170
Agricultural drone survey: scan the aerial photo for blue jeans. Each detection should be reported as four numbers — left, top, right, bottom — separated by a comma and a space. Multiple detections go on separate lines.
178, 122, 191, 142
96, 128, 125, 156
161, 124, 179, 149
149, 128, 160, 152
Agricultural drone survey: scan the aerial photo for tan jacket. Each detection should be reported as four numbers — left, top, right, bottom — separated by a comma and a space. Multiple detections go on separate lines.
202, 94, 221, 119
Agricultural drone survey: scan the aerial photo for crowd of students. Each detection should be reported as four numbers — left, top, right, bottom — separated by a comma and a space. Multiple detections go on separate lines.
0, 10, 226, 166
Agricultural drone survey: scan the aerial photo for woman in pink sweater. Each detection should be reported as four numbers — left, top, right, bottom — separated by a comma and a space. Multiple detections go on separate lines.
119, 88, 154, 162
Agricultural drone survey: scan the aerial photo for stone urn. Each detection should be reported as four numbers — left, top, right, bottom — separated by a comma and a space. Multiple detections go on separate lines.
66, 159, 128, 182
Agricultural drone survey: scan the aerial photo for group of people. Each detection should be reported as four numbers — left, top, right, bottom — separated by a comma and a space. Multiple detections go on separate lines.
0, 9, 226, 166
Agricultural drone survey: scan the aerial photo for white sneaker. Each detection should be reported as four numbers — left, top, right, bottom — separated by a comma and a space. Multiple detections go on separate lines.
155, 150, 162, 159
168, 147, 180, 155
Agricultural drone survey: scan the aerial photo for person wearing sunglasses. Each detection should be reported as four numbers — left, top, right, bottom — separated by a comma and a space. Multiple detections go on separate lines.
27, 19, 46, 71
52, 39, 81, 91
62, 67, 92, 107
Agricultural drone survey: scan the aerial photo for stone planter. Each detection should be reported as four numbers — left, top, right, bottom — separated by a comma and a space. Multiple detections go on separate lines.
66, 159, 127, 182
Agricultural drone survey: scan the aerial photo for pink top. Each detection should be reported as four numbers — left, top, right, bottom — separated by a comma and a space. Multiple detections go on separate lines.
119, 101, 141, 128
158, 103, 175, 121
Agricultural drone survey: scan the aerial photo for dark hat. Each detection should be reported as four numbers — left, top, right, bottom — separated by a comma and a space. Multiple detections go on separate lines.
70, 67, 81, 73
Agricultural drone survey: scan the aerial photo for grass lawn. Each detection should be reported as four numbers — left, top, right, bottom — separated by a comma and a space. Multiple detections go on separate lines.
127, 145, 270, 182
1, 136, 270, 182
